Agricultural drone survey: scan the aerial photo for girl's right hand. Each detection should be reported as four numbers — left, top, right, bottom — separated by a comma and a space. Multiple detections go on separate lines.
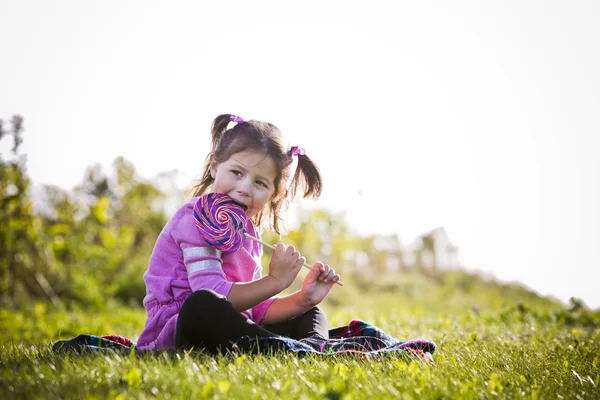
268, 243, 305, 290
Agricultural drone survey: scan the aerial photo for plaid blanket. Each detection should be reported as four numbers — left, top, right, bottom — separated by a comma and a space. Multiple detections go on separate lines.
52, 334, 135, 353
52, 320, 436, 361
232, 320, 436, 361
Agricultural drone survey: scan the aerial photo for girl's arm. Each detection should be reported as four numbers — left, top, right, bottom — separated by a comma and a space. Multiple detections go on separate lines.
259, 291, 314, 325
260, 262, 340, 325
227, 242, 305, 312
173, 206, 302, 312
226, 276, 285, 312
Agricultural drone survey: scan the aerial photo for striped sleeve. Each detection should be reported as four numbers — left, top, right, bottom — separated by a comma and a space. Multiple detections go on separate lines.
171, 205, 233, 297
182, 246, 222, 275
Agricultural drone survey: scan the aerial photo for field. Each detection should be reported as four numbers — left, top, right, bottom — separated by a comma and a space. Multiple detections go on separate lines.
1, 270, 599, 399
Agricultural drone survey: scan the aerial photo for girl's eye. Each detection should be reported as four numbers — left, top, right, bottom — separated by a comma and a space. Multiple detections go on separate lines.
256, 181, 268, 188
231, 170, 242, 177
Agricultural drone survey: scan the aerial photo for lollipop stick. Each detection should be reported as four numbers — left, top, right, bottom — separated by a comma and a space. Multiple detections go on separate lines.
244, 233, 344, 286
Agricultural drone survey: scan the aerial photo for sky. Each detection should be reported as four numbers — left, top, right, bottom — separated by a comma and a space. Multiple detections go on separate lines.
1, 0, 599, 308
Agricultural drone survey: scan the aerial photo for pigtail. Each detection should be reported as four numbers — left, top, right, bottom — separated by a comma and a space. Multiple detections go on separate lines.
187, 114, 237, 198
290, 154, 323, 200
210, 114, 234, 149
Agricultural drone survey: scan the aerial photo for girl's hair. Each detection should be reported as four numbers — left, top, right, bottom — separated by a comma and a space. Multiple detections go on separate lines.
188, 114, 322, 233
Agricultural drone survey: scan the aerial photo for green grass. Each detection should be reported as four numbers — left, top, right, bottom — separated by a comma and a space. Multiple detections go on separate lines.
1, 270, 599, 399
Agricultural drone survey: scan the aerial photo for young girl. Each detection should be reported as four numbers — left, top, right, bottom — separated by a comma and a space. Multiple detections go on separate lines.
137, 114, 340, 353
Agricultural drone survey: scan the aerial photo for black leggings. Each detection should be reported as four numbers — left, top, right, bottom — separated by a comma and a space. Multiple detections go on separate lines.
175, 289, 329, 353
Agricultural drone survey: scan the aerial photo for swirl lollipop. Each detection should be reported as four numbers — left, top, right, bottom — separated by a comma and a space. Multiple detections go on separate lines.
193, 193, 344, 286
193, 193, 248, 252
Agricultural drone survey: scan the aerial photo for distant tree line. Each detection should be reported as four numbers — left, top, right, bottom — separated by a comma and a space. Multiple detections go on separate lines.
1, 116, 449, 310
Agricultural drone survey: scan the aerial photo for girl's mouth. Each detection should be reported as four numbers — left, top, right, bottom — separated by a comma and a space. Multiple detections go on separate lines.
230, 199, 248, 212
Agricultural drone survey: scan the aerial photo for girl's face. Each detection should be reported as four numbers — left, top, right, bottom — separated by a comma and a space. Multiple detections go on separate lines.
210, 150, 278, 219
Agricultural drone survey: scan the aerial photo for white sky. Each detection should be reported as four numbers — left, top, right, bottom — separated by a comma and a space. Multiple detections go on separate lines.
1, 0, 599, 308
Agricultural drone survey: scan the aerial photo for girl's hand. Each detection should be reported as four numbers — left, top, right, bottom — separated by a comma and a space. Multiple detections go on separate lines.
300, 263, 339, 306
268, 243, 305, 291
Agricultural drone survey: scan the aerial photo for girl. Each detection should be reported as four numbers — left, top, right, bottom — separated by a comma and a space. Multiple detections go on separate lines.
137, 114, 340, 353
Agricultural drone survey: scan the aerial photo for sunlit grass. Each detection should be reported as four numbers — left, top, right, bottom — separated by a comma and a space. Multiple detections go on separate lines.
1, 271, 599, 399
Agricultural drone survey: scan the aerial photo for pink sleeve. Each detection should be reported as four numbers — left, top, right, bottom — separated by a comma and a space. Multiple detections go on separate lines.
251, 297, 277, 325
171, 207, 233, 297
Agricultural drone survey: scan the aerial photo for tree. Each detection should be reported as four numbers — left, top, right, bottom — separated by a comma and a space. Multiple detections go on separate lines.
0, 115, 169, 309
0, 116, 62, 308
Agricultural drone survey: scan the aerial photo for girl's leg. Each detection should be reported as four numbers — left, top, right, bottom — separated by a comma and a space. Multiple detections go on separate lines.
175, 289, 277, 353
262, 306, 329, 340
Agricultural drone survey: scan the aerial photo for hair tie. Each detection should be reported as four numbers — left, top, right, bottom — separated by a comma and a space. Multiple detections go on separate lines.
230, 115, 244, 124
289, 146, 306, 160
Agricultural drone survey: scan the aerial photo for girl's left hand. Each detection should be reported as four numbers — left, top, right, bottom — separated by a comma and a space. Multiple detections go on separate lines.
300, 263, 340, 306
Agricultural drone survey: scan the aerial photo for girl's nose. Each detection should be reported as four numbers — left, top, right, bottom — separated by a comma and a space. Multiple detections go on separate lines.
237, 180, 251, 196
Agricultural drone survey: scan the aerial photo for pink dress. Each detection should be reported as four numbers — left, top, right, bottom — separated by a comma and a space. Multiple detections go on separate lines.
137, 197, 275, 350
